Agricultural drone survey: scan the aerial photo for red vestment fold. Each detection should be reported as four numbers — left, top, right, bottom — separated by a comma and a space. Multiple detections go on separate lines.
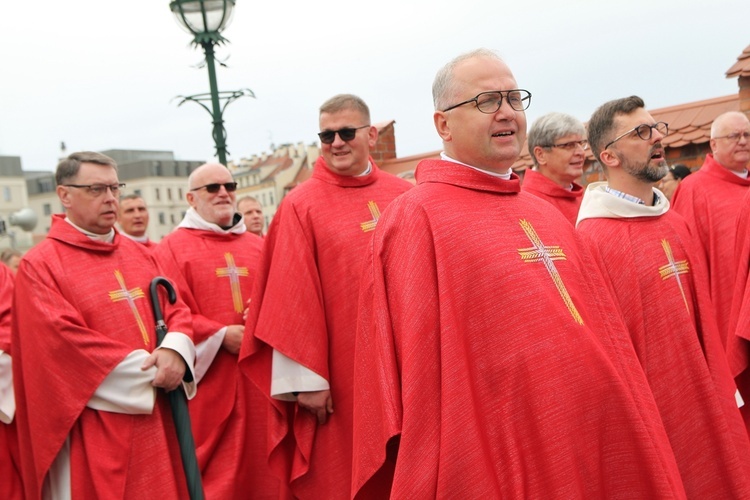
671, 153, 750, 346
729, 190, 750, 428
0, 263, 22, 499
239, 157, 411, 499
352, 159, 686, 499
12, 215, 193, 499
577, 190, 750, 498
521, 168, 583, 225
153, 227, 285, 499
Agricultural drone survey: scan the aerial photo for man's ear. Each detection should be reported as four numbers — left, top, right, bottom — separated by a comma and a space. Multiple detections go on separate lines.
434, 111, 452, 142
57, 185, 72, 209
599, 148, 621, 170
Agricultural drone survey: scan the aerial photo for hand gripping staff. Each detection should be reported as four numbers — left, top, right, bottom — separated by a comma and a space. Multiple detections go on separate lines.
149, 277, 205, 500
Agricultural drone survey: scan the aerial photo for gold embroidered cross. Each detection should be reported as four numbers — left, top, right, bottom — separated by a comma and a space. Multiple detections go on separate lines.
658, 239, 690, 314
216, 253, 249, 313
108, 270, 150, 346
360, 201, 381, 232
517, 219, 584, 325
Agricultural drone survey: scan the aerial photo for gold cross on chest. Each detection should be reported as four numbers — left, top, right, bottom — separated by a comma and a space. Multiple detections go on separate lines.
215, 252, 249, 313
658, 239, 691, 314
517, 219, 584, 325
108, 270, 150, 346
360, 201, 381, 233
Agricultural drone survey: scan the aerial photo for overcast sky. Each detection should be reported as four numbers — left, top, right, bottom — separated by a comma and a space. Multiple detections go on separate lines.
2, 0, 749, 172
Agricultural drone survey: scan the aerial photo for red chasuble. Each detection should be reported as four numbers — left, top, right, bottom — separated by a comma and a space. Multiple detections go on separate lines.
577, 186, 750, 498
0, 263, 22, 500
521, 168, 583, 225
239, 157, 412, 499
352, 159, 686, 499
11, 215, 193, 499
729, 190, 750, 428
153, 227, 284, 499
671, 153, 750, 346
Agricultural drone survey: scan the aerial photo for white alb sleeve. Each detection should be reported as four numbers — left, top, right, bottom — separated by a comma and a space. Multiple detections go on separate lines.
271, 349, 329, 401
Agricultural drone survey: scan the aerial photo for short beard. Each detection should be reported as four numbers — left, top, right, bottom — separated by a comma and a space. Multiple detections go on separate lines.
620, 150, 668, 183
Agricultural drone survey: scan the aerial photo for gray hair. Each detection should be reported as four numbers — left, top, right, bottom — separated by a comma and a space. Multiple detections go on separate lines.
527, 112, 586, 167
711, 111, 750, 138
55, 151, 118, 185
432, 48, 502, 111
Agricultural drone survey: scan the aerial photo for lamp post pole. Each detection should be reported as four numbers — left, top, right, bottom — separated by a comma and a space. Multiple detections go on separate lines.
170, 0, 254, 167
202, 40, 228, 165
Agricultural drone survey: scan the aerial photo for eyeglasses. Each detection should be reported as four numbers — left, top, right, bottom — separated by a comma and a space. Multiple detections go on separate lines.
713, 131, 750, 142
442, 89, 532, 113
605, 122, 668, 150
544, 139, 589, 151
317, 125, 370, 145
63, 183, 126, 196
190, 182, 238, 193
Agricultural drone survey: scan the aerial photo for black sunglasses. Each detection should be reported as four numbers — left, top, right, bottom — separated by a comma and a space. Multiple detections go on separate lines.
318, 125, 370, 144
190, 182, 238, 193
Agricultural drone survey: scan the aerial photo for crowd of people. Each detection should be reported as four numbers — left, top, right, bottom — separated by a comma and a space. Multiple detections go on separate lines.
2, 47, 750, 499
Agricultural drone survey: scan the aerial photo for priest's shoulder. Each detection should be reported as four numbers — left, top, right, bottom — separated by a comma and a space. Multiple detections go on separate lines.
117, 233, 158, 260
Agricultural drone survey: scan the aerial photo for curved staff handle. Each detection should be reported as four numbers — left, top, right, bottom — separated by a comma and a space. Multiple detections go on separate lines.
148, 277, 205, 500
149, 277, 177, 345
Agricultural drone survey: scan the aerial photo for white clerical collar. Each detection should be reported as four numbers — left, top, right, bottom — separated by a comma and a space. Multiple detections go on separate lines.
64, 217, 115, 243
177, 207, 246, 235
119, 231, 149, 243
731, 169, 749, 179
355, 162, 372, 177
441, 152, 512, 180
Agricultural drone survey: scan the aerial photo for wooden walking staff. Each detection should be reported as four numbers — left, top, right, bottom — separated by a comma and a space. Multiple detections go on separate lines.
149, 277, 205, 500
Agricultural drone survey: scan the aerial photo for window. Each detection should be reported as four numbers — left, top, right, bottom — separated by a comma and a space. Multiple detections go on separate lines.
134, 189, 142, 196
158, 212, 166, 225
155, 188, 161, 201
167, 188, 172, 201
170, 213, 176, 224
3, 187, 10, 202
43, 203, 51, 216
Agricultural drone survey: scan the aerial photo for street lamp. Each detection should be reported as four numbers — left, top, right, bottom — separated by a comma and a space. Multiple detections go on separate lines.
170, 0, 254, 166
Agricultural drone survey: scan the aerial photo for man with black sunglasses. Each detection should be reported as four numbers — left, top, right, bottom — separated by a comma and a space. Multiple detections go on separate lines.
523, 112, 588, 225
239, 94, 411, 499
577, 95, 750, 499
153, 162, 287, 498
351, 50, 688, 498
671, 111, 750, 348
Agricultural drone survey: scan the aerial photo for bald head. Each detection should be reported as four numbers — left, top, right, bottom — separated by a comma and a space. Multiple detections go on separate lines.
710, 111, 750, 172
186, 163, 237, 227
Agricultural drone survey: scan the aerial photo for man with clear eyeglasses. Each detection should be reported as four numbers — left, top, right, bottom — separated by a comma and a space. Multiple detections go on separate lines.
671, 111, 750, 349
576, 96, 750, 499
151, 162, 286, 498
239, 94, 412, 499
523, 112, 588, 224
11, 151, 197, 498
351, 49, 686, 498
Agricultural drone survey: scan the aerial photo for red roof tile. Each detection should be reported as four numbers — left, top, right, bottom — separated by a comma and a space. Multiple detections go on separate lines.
726, 44, 750, 78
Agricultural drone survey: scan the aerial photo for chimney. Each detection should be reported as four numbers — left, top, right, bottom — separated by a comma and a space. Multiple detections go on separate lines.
370, 121, 397, 165
726, 44, 750, 116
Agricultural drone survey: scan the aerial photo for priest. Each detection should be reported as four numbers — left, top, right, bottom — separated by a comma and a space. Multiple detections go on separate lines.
671, 111, 750, 346
522, 112, 587, 224
577, 95, 750, 498
153, 163, 284, 499
240, 94, 412, 498
351, 50, 687, 499
11, 152, 197, 499
0, 262, 22, 499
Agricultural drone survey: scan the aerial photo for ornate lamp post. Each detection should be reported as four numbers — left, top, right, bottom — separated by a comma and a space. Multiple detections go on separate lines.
170, 0, 254, 166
